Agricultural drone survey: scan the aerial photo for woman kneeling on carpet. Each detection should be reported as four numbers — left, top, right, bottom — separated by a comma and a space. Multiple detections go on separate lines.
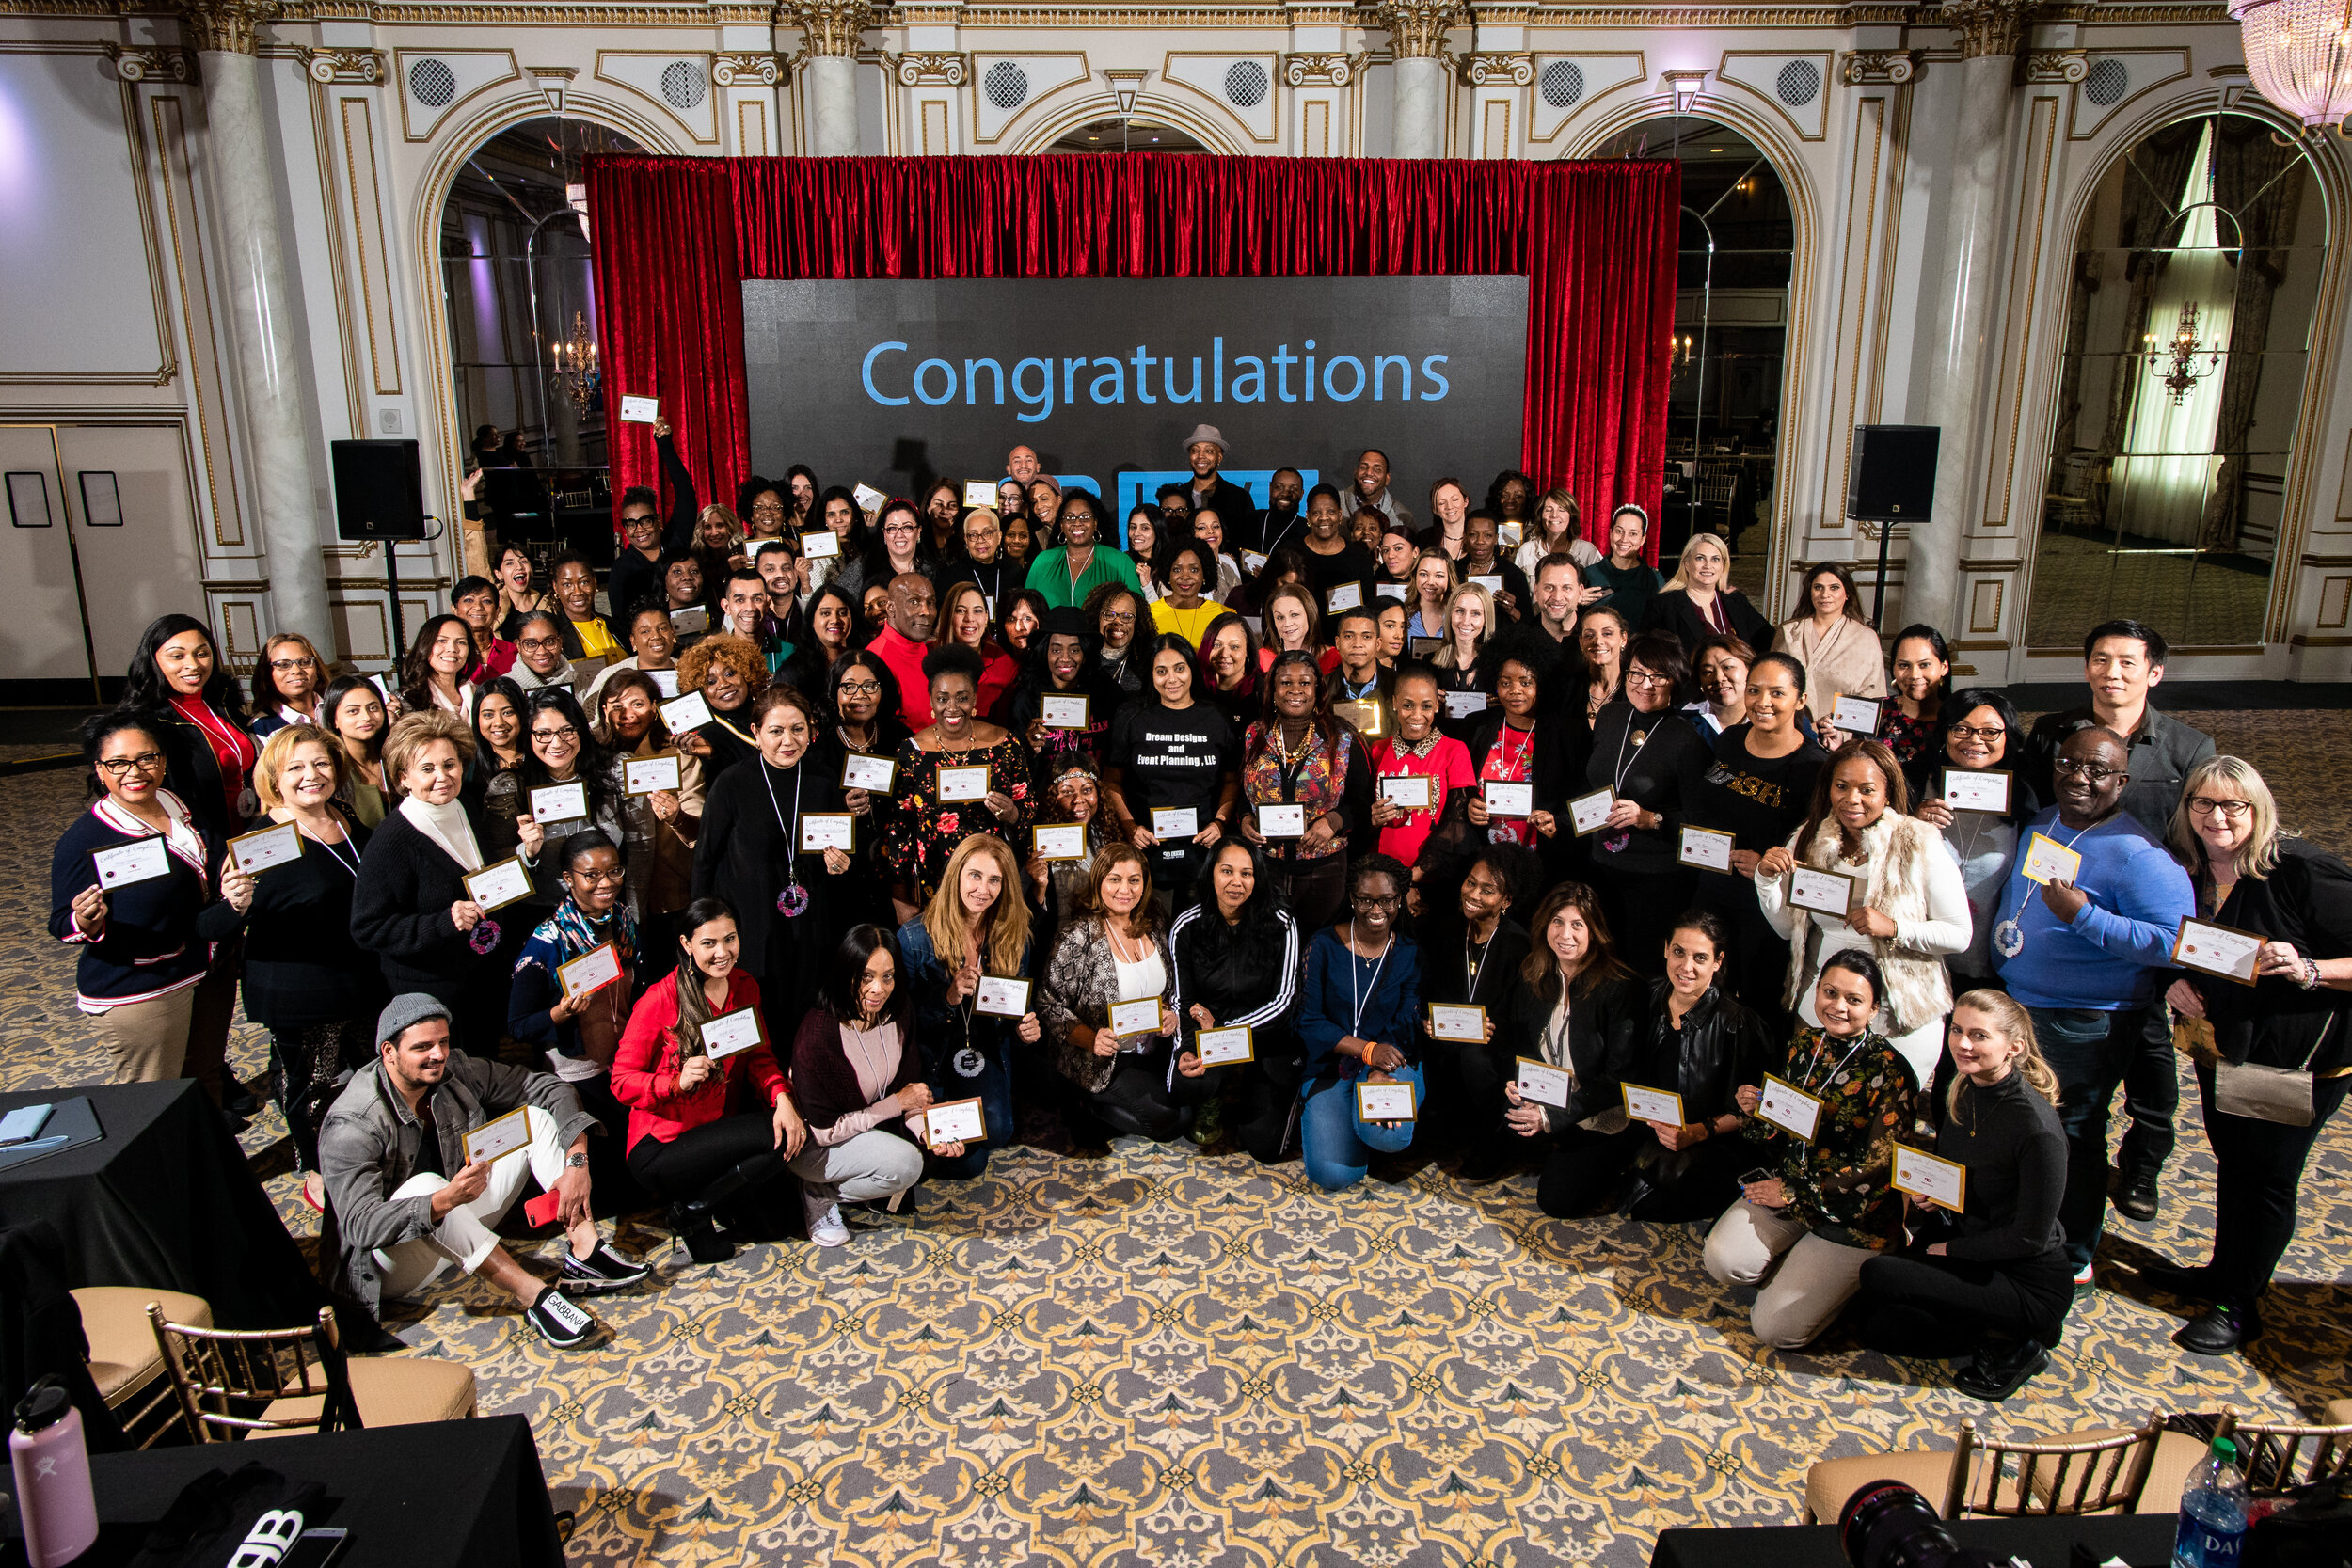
1297, 853, 1424, 1191
1851, 990, 2069, 1400
611, 897, 806, 1262
1704, 950, 1915, 1349
788, 925, 951, 1246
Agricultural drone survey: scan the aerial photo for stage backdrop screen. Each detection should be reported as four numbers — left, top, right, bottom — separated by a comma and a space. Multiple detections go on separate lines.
743, 275, 1528, 527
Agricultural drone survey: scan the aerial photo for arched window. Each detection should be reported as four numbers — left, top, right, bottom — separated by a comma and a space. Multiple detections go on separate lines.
2027, 112, 2327, 649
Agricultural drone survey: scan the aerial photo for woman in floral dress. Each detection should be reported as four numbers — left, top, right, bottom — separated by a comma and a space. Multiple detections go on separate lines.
881, 643, 1034, 921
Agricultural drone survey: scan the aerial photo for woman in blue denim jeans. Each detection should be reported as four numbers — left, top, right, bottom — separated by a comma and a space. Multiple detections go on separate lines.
1296, 853, 1423, 1191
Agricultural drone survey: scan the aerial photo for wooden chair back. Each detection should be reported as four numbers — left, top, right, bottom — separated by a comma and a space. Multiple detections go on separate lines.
1946, 1417, 2164, 1517
2207, 1412, 2352, 1498
147, 1303, 362, 1442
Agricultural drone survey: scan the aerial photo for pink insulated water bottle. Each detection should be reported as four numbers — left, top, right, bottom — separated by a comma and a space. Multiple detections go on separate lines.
9, 1377, 98, 1566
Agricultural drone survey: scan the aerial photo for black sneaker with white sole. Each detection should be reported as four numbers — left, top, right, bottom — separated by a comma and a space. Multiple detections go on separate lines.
525, 1286, 597, 1349
562, 1243, 651, 1291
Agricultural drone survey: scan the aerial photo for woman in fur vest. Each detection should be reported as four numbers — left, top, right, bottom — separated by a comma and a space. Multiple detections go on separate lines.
1753, 738, 1970, 1088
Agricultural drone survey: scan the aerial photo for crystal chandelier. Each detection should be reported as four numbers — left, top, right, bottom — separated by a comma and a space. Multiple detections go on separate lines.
549, 309, 600, 410
2229, 0, 2352, 129
2143, 302, 2227, 406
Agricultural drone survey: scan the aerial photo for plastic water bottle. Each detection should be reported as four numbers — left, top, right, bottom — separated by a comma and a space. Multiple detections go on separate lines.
2171, 1435, 2249, 1568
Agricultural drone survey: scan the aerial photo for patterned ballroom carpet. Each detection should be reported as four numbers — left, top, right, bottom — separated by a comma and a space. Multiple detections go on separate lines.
3, 711, 2349, 1567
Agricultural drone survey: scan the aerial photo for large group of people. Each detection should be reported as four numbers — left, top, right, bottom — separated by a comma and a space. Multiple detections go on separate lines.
44, 426, 2350, 1402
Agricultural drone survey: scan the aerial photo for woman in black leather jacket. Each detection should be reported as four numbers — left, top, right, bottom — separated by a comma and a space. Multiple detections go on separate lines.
1494, 881, 1643, 1210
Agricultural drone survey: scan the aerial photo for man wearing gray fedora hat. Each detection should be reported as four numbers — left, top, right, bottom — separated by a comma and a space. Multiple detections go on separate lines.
1179, 424, 1258, 537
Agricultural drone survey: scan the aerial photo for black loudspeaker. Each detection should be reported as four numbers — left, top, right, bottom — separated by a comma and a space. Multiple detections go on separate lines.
1846, 425, 1940, 521
330, 439, 427, 541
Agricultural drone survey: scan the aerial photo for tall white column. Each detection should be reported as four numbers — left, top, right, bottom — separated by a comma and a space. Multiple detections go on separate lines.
785, 0, 871, 155
1908, 0, 2030, 635
1375, 0, 1457, 158
183, 0, 331, 642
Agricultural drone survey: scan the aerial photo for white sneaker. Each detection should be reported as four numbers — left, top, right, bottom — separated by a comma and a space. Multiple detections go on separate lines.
809, 1203, 849, 1247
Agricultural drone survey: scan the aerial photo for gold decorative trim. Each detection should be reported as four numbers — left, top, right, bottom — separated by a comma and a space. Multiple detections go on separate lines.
200, 578, 273, 592
1968, 578, 2006, 636
1935, 0, 2040, 56
892, 51, 964, 85
1302, 95, 1329, 154
2020, 49, 2088, 84
717, 51, 785, 85
151, 95, 243, 547
306, 75, 366, 436
1818, 93, 1884, 559
106, 44, 195, 82
2064, 50, 2191, 140
303, 45, 383, 83
1840, 49, 1917, 85
1459, 50, 1532, 86
394, 49, 520, 143
171, 0, 279, 54
1367, 0, 1465, 59
1981, 94, 2058, 532
782, 0, 873, 57
736, 94, 769, 154
1283, 51, 1359, 87
340, 97, 402, 397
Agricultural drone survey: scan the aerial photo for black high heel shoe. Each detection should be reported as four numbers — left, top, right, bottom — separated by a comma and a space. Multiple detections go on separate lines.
666, 1201, 734, 1264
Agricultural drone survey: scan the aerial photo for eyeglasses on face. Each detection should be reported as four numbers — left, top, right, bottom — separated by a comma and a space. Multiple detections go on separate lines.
2053, 757, 2119, 783
1625, 669, 1672, 689
268, 657, 316, 672
568, 868, 625, 886
532, 724, 579, 743
96, 752, 167, 777
1947, 724, 2007, 742
1099, 610, 1136, 626
1353, 892, 1402, 909
518, 636, 563, 653
2187, 797, 2252, 819
837, 679, 882, 697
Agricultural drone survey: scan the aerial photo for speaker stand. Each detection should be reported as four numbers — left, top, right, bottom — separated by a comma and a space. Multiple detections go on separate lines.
385, 542, 406, 660
1863, 516, 1894, 626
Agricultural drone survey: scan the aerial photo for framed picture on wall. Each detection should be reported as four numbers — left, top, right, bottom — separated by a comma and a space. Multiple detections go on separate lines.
78, 472, 121, 527
6, 472, 51, 528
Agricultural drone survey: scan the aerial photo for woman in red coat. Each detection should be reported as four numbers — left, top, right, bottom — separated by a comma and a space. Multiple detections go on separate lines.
611, 895, 808, 1261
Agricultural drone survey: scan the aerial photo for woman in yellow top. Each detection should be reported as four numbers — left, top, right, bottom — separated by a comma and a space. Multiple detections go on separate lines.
1148, 540, 1230, 649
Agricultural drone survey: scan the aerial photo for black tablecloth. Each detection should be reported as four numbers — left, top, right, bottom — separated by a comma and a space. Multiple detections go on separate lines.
0, 1081, 325, 1330
1655, 1513, 2178, 1568
2, 1415, 564, 1568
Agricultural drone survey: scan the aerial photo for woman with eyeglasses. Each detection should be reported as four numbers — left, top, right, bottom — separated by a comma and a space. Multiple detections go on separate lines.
2143, 756, 2352, 1355
898, 834, 1041, 1178
516, 689, 624, 907
399, 614, 481, 722
1642, 531, 1770, 662
1755, 738, 1969, 1088
1025, 489, 1139, 611
596, 669, 703, 926
827, 648, 910, 766
1237, 649, 1371, 933
54, 713, 251, 1085
247, 633, 329, 739
201, 722, 382, 1210
672, 632, 767, 780
1912, 688, 2035, 991
880, 644, 1034, 922
508, 611, 579, 695
938, 507, 1022, 610
1297, 853, 1422, 1190
1104, 632, 1241, 909
1086, 582, 1150, 700
322, 674, 392, 829
835, 498, 932, 608
1040, 845, 1190, 1145
350, 710, 546, 1057
1585, 632, 1710, 977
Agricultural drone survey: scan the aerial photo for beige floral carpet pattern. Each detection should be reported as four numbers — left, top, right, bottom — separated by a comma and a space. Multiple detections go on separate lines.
3, 715, 2349, 1567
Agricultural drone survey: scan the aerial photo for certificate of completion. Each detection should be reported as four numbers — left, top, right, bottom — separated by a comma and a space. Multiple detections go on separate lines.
618, 394, 660, 423
975, 976, 1031, 1017
1257, 803, 1306, 838
229, 821, 303, 875
800, 529, 840, 560
648, 668, 681, 699
93, 837, 170, 889
1788, 866, 1857, 918
1621, 1082, 1686, 1125
938, 766, 991, 801
1380, 775, 1434, 811
464, 1109, 531, 1165
668, 607, 708, 637
1041, 694, 1089, 730
1756, 1074, 1822, 1141
1241, 549, 1268, 576
659, 691, 713, 733
2173, 919, 2264, 985
924, 1097, 986, 1147
2021, 832, 2083, 886
1678, 827, 1735, 873
1033, 823, 1088, 861
842, 752, 897, 792
1568, 789, 1615, 836
1327, 582, 1363, 612
1470, 574, 1504, 596
624, 755, 681, 796
1443, 690, 1488, 719
1516, 1057, 1571, 1109
1357, 1081, 1418, 1121
1195, 1025, 1254, 1066
529, 782, 589, 824
558, 942, 622, 1001
1942, 769, 2012, 814
800, 814, 855, 852
1376, 583, 1407, 600
1484, 782, 1534, 818
463, 857, 534, 911
700, 1006, 764, 1059
963, 480, 997, 508
1830, 694, 1882, 736
1151, 807, 1199, 839
1108, 998, 1163, 1037
1893, 1144, 1967, 1211
1428, 1004, 1486, 1042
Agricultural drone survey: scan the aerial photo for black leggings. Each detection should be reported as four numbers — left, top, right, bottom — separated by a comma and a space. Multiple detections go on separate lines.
1083, 1058, 1189, 1143
270, 1019, 373, 1172
627, 1114, 792, 1208
1853, 1247, 2074, 1357
1270, 853, 1348, 938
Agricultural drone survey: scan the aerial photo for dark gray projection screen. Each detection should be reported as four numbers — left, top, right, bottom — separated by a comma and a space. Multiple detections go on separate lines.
742, 276, 1529, 512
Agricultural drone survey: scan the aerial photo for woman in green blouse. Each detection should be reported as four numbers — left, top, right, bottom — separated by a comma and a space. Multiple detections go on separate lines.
1702, 949, 1915, 1349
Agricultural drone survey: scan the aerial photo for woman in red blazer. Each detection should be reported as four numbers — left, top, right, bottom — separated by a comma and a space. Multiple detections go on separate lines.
611, 895, 807, 1261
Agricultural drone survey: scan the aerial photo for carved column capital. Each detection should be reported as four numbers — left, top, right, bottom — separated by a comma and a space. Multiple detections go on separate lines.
1458, 50, 1533, 87
1938, 0, 2039, 61
1367, 0, 1468, 61
780, 0, 875, 58
893, 51, 966, 86
301, 46, 385, 84
173, 0, 279, 55
715, 52, 786, 86
1840, 48, 1920, 85
1283, 51, 1360, 87
105, 43, 195, 82
2020, 47, 2088, 83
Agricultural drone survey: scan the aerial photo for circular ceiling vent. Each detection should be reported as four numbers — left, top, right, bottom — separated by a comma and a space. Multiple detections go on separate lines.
661, 59, 706, 109
984, 60, 1029, 111
408, 57, 456, 108
1775, 59, 1821, 107
1225, 59, 1269, 107
1541, 60, 1585, 109
2085, 57, 2128, 105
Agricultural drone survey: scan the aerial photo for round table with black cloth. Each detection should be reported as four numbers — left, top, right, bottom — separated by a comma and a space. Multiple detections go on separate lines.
0, 1081, 333, 1331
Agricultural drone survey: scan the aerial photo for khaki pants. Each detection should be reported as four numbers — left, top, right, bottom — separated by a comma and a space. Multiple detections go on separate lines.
1703, 1196, 1877, 1350
91, 986, 198, 1084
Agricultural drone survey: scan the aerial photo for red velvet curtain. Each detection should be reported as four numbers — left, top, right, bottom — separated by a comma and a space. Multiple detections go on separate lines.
588, 154, 1678, 552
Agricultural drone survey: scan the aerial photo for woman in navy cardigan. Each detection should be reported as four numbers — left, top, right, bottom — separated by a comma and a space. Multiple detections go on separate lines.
49, 712, 249, 1083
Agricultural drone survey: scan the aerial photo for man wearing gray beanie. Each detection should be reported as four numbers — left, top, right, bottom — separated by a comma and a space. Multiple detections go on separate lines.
317, 992, 650, 1350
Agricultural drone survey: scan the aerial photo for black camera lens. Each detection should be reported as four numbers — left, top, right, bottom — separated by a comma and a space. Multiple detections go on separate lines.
1841, 1481, 1963, 1568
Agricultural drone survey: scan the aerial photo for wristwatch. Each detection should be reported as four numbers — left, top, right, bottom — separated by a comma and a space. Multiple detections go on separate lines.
565, 1152, 588, 1168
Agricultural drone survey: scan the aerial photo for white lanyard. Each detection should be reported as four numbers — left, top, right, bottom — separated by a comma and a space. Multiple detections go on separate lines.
299, 820, 361, 880
1796, 1028, 1871, 1096
1611, 709, 1659, 794
1348, 929, 1394, 1041
759, 760, 804, 885
1464, 927, 1497, 1003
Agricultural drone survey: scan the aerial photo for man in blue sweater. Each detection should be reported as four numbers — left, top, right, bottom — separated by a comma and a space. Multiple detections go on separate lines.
1993, 728, 2194, 1293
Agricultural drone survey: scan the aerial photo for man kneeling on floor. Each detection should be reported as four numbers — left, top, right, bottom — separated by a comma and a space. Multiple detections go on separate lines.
320, 992, 650, 1349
